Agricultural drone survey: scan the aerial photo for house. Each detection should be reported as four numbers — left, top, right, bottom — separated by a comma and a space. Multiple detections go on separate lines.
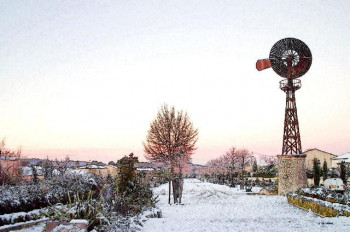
331, 152, 350, 168
303, 148, 335, 169
136, 167, 155, 172
135, 162, 166, 170
0, 155, 21, 174
79, 165, 118, 178
21, 166, 44, 181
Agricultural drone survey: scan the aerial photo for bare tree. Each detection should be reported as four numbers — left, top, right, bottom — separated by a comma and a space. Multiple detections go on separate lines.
223, 147, 238, 185
260, 155, 278, 170
205, 147, 252, 185
143, 104, 198, 204
235, 149, 252, 179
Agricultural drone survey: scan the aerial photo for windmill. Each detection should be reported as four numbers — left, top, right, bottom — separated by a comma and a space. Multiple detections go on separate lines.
256, 38, 312, 155
256, 38, 312, 194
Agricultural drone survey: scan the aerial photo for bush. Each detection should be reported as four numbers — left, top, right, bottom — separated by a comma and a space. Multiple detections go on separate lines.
0, 172, 104, 214
112, 154, 157, 216
297, 187, 349, 205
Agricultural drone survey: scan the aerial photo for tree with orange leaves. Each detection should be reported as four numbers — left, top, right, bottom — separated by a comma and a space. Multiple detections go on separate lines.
0, 138, 22, 185
143, 104, 198, 204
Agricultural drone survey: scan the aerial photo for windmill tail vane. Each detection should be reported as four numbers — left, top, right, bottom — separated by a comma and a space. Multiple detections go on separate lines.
256, 59, 271, 71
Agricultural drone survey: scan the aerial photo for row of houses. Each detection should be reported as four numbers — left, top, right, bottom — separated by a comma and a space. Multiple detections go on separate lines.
0, 156, 166, 181
19, 164, 119, 180
1, 148, 349, 182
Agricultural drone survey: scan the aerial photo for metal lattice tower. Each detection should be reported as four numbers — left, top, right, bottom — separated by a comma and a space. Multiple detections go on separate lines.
280, 79, 302, 154
256, 38, 312, 155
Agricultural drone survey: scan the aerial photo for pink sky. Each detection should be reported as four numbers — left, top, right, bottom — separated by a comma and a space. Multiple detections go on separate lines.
1, 1, 349, 165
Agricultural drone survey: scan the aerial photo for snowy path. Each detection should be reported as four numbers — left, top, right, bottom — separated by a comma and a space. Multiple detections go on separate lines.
142, 179, 350, 232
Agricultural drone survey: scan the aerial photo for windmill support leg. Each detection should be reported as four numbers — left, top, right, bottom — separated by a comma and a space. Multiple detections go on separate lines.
282, 89, 302, 155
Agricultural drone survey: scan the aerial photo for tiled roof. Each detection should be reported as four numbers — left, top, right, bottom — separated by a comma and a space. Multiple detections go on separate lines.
303, 148, 335, 156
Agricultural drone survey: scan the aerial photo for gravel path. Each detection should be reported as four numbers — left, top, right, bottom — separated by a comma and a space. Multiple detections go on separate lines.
142, 179, 350, 232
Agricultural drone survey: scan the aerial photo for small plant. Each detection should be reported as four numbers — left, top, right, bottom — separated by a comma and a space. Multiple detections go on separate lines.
44, 191, 103, 231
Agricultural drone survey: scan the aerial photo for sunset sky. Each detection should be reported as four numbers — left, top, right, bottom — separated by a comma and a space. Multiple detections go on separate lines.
1, 1, 349, 164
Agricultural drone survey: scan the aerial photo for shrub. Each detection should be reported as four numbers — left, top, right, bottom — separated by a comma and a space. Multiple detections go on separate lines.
0, 172, 104, 214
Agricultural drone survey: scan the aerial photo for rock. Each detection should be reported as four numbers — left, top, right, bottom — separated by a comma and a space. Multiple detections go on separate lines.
259, 188, 276, 195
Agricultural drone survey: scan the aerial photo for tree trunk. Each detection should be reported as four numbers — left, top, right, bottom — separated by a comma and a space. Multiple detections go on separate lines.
168, 166, 173, 204
178, 177, 183, 204
168, 177, 171, 204
178, 166, 183, 204
170, 164, 178, 204
172, 175, 178, 204
231, 172, 235, 187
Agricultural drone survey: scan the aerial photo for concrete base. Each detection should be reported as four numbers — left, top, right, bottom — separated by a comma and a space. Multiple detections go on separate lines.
278, 155, 307, 195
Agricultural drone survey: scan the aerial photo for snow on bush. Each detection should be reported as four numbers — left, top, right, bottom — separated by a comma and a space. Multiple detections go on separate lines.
297, 187, 349, 205
95, 207, 162, 232
0, 209, 42, 226
0, 172, 104, 215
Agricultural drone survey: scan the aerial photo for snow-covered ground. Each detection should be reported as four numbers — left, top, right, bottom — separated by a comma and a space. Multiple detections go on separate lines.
143, 179, 350, 232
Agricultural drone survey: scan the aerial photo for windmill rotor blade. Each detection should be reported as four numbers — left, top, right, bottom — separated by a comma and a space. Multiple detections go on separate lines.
256, 59, 271, 71
269, 38, 312, 78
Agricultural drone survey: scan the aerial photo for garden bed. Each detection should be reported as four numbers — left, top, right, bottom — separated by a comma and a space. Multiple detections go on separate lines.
287, 193, 350, 217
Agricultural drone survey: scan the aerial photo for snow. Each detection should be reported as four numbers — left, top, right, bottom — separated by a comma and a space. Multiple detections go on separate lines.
143, 179, 350, 232
0, 219, 46, 231
80, 165, 105, 169
251, 186, 262, 193
67, 169, 88, 175
9, 223, 45, 232
52, 169, 60, 175
0, 209, 41, 223
0, 156, 18, 161
52, 224, 86, 232
332, 152, 350, 162
137, 168, 155, 171
21, 166, 44, 176
21, 166, 33, 176
70, 219, 89, 225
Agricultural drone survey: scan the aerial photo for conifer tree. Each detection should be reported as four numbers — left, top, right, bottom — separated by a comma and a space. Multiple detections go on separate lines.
340, 161, 346, 184
114, 153, 155, 215
313, 158, 321, 186
252, 159, 258, 173
115, 153, 137, 195
322, 159, 328, 181
32, 165, 39, 184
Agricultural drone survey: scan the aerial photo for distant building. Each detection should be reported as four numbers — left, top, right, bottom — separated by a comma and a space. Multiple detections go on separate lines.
21, 166, 44, 181
136, 167, 155, 172
187, 163, 205, 175
0, 155, 21, 178
303, 148, 335, 169
244, 165, 252, 172
331, 152, 350, 168
79, 165, 118, 178
135, 162, 166, 170
21, 158, 41, 166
